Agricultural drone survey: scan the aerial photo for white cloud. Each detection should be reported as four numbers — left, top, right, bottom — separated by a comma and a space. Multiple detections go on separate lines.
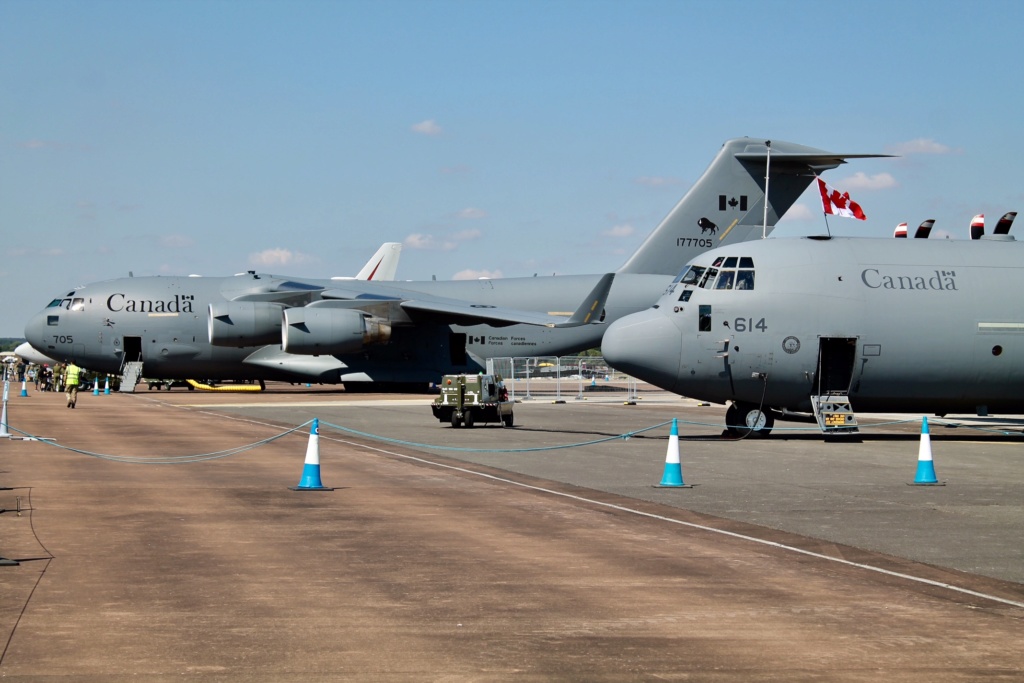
248, 248, 316, 267
404, 228, 480, 251
888, 138, 951, 155
452, 269, 503, 280
455, 207, 487, 220
411, 119, 442, 136
449, 228, 481, 241
841, 172, 898, 191
403, 233, 438, 250
603, 223, 635, 238
778, 203, 815, 221
635, 176, 683, 188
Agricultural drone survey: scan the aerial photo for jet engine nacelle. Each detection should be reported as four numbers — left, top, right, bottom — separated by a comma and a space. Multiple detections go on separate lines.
208, 301, 284, 347
282, 306, 391, 355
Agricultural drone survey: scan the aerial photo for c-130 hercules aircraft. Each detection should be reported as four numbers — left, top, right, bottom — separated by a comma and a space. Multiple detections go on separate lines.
24, 138, 885, 391
602, 230, 1024, 437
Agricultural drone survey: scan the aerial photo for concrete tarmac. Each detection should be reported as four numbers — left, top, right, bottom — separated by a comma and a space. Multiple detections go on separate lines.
1, 383, 1022, 681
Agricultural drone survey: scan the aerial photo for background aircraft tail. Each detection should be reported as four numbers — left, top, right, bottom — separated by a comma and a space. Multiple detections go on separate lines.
617, 138, 889, 275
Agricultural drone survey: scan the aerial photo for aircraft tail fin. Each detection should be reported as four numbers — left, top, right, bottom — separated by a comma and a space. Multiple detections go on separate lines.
894, 222, 908, 238
970, 214, 985, 240
994, 211, 1016, 235
914, 220, 935, 239
356, 242, 402, 280
617, 138, 892, 275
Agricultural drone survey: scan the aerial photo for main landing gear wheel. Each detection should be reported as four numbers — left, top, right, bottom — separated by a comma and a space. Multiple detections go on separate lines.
451, 412, 461, 428
725, 402, 775, 437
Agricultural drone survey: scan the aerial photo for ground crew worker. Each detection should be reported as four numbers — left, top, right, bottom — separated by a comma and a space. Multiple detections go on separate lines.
64, 362, 82, 408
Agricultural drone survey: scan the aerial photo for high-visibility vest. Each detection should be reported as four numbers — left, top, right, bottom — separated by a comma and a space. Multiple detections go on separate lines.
66, 365, 81, 385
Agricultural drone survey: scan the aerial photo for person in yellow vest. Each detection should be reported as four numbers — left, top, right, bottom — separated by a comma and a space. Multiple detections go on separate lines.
64, 362, 83, 409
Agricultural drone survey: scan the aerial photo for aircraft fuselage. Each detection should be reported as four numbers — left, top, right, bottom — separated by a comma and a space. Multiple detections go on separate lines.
26, 272, 669, 385
603, 236, 1024, 415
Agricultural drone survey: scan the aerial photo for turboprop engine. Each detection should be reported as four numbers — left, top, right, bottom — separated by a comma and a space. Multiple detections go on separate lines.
282, 306, 391, 355
208, 301, 284, 347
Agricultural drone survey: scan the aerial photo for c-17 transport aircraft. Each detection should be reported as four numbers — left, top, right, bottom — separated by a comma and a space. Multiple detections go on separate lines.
601, 230, 1024, 437
23, 137, 885, 391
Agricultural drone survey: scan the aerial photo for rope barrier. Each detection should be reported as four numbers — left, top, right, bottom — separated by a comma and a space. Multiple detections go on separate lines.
4, 412, 1022, 465
2, 420, 313, 464
318, 419, 674, 453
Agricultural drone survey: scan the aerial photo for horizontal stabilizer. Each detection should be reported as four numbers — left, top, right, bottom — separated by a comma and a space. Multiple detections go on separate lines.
734, 151, 893, 171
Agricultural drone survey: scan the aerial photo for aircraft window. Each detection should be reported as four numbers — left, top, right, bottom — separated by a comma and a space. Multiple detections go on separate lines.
47, 315, 59, 326
698, 267, 718, 288
698, 305, 712, 332
46, 299, 64, 308
712, 257, 725, 267
736, 270, 755, 290
680, 266, 705, 285
740, 257, 754, 268
723, 257, 738, 268
678, 289, 693, 302
715, 271, 735, 290
70, 298, 85, 311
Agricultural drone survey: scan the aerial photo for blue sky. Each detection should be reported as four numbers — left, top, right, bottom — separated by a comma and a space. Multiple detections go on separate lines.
3, 0, 1024, 336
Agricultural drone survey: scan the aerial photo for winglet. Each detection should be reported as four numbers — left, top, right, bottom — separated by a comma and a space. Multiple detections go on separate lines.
551, 273, 615, 328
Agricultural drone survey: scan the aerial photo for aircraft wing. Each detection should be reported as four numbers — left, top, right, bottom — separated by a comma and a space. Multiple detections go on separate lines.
320, 273, 615, 328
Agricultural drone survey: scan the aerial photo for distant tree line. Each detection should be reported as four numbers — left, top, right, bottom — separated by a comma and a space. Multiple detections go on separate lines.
0, 338, 25, 353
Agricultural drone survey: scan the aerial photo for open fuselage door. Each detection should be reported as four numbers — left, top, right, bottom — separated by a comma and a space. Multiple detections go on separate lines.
119, 335, 145, 393
810, 337, 860, 435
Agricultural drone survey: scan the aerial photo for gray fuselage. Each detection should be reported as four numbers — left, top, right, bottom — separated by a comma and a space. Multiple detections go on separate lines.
603, 235, 1024, 415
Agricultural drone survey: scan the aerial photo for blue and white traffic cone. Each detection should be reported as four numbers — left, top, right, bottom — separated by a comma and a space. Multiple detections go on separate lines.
0, 399, 10, 438
92, 378, 100, 396
290, 419, 334, 491
104, 377, 110, 395
655, 419, 691, 487
910, 416, 944, 485
19, 379, 28, 397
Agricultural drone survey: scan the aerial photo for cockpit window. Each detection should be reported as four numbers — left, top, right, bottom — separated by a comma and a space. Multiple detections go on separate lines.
47, 298, 83, 310
698, 267, 718, 289
679, 266, 705, 285
675, 257, 755, 294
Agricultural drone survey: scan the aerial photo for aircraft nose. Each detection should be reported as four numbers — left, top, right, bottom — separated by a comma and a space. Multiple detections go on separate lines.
24, 309, 47, 349
602, 308, 682, 392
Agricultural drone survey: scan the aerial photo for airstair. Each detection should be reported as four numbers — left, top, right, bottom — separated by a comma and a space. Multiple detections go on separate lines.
119, 361, 144, 393
810, 394, 860, 436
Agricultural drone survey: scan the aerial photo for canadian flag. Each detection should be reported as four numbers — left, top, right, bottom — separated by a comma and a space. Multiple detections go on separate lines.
816, 177, 866, 220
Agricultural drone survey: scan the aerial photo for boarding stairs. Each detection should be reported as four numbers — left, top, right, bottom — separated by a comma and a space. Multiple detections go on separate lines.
119, 361, 144, 393
810, 394, 860, 436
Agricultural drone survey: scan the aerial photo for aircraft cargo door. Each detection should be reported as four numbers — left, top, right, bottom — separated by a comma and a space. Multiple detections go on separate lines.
814, 337, 858, 396
810, 337, 861, 435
